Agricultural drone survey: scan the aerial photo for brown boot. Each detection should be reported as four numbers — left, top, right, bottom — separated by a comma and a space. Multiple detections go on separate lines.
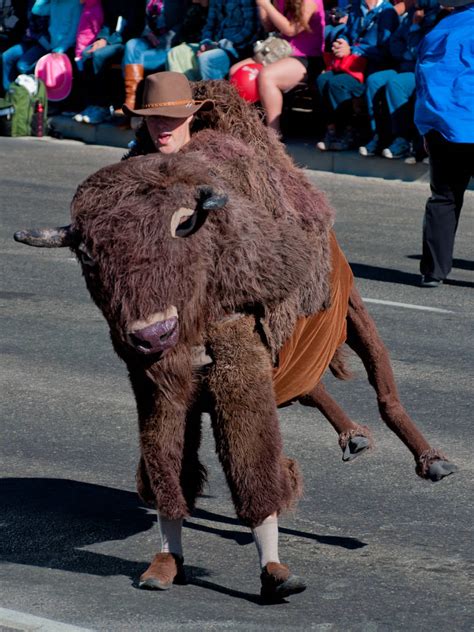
260, 562, 306, 602
116, 63, 144, 115
139, 552, 185, 590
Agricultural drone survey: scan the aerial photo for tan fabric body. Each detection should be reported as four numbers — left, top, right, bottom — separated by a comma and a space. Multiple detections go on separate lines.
273, 232, 353, 406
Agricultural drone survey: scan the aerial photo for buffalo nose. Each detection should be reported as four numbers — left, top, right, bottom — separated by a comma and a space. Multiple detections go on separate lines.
129, 316, 179, 355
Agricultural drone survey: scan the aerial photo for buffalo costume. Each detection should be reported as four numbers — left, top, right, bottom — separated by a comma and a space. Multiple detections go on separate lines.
14, 78, 456, 599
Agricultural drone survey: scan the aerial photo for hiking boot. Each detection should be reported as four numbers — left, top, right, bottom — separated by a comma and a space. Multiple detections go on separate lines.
420, 275, 443, 288
260, 562, 306, 602
359, 134, 380, 157
316, 128, 338, 151
382, 136, 411, 159
139, 552, 186, 590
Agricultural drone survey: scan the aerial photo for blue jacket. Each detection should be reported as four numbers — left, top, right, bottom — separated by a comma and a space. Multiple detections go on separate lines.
200, 0, 259, 55
32, 0, 82, 53
389, 0, 439, 73
339, 0, 399, 73
415, 4, 474, 142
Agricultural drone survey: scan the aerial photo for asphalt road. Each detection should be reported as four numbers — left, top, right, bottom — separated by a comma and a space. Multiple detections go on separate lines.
1, 137, 473, 632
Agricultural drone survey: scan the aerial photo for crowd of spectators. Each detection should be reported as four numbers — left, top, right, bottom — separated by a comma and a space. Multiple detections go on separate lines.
0, 0, 453, 162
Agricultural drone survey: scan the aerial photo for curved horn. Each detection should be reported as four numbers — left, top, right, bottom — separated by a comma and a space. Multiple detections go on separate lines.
13, 225, 78, 248
198, 185, 228, 211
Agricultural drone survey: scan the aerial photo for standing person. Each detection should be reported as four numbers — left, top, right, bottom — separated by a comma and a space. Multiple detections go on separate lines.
414, 0, 474, 287
74, 0, 145, 124
230, 0, 325, 135
122, 71, 307, 602
316, 0, 398, 151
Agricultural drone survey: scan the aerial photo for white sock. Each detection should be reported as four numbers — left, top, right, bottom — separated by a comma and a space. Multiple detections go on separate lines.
157, 514, 183, 556
251, 515, 280, 569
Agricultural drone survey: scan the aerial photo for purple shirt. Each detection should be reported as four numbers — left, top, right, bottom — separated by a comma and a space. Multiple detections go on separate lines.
275, 0, 325, 57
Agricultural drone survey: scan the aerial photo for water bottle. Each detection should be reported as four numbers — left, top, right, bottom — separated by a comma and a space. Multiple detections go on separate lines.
35, 102, 44, 137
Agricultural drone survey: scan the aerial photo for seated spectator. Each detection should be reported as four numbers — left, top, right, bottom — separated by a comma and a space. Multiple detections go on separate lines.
316, 0, 398, 151
359, 0, 439, 160
1, 0, 48, 92
166, 0, 209, 81
229, 0, 325, 135
74, 0, 103, 72
118, 0, 188, 114
167, 0, 259, 82
74, 0, 145, 124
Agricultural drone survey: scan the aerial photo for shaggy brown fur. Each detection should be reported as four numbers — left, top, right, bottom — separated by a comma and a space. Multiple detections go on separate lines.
71, 134, 335, 523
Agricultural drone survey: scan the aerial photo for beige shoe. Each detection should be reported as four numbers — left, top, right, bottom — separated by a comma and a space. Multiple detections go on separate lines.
260, 562, 306, 602
139, 552, 185, 590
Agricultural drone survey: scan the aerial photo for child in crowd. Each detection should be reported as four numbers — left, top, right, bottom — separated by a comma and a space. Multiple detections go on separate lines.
359, 0, 439, 160
74, 0, 145, 124
74, 0, 103, 72
166, 0, 209, 81
230, 0, 325, 135
316, 0, 398, 151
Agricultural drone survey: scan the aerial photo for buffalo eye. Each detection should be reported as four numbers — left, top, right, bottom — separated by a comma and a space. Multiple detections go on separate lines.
77, 242, 95, 267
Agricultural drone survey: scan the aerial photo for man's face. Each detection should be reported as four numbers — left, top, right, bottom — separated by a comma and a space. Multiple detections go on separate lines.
146, 115, 193, 154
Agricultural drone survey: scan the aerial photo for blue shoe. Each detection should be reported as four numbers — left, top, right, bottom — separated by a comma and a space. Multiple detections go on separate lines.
382, 137, 411, 159
316, 128, 338, 151
359, 134, 380, 157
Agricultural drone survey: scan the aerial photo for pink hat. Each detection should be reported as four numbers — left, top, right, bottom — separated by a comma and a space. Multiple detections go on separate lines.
35, 53, 73, 102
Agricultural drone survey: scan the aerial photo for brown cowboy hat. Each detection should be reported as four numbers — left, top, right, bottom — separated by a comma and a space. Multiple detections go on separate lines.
122, 71, 213, 118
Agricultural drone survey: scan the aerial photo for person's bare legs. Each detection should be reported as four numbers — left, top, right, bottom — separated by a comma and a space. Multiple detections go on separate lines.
257, 57, 307, 134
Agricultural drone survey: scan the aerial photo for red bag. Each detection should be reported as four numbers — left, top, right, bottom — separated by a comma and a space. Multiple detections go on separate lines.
323, 52, 368, 83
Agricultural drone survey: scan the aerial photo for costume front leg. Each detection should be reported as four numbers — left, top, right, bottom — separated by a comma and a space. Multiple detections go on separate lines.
206, 316, 302, 528
128, 361, 200, 520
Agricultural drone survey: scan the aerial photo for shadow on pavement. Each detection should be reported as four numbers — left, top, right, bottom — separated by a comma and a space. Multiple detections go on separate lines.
1, 477, 153, 578
350, 262, 474, 288
407, 254, 474, 271
1, 477, 365, 603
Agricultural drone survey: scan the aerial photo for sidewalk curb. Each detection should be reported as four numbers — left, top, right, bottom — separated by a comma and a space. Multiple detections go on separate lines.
49, 115, 473, 190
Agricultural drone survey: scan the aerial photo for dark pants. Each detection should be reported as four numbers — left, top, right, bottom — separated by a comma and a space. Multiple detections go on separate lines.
421, 131, 474, 280
316, 70, 365, 128
81, 43, 124, 106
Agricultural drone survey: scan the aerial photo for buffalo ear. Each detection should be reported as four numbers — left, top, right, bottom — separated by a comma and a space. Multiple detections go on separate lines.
173, 186, 228, 239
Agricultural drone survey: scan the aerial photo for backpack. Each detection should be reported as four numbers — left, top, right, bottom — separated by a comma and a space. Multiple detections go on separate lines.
0, 76, 48, 137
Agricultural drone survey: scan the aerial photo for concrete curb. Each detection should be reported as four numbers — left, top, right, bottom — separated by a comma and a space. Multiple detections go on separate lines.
48, 115, 473, 190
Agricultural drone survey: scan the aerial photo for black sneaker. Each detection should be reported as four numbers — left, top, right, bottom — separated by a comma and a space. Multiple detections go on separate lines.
420, 275, 443, 288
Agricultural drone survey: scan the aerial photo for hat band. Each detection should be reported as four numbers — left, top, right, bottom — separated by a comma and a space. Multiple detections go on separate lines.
144, 99, 206, 109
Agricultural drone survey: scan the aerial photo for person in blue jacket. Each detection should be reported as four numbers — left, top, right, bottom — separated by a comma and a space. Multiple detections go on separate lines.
316, 0, 399, 151
359, 0, 439, 160
414, 0, 474, 287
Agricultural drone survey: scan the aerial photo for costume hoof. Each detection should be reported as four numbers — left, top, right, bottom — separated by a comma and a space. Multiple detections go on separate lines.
342, 436, 370, 462
427, 460, 458, 482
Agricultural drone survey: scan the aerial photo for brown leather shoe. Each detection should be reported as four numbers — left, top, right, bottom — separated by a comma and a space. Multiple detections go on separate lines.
260, 562, 306, 602
139, 552, 185, 590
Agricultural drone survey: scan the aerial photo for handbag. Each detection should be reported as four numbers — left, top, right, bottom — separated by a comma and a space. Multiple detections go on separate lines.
253, 35, 293, 66
323, 51, 367, 83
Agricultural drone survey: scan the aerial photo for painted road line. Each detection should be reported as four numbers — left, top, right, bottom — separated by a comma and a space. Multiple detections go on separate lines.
362, 298, 454, 314
0, 608, 94, 632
